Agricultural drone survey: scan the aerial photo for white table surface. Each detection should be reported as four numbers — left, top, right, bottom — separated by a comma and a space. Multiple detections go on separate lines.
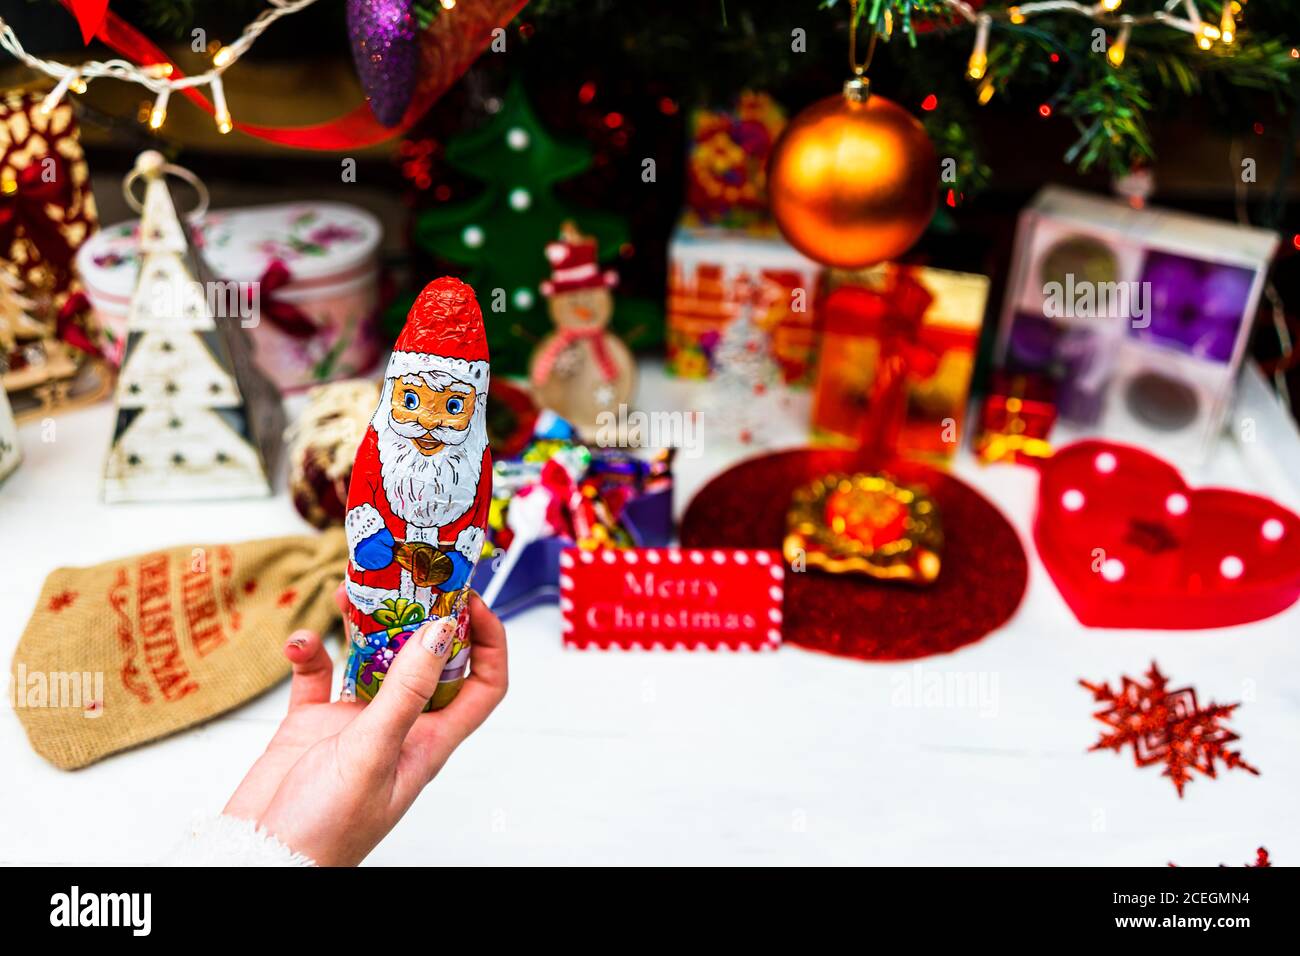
2, 360, 1299, 866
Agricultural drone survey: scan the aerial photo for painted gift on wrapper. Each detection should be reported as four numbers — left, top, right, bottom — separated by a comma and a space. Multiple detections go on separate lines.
342, 277, 491, 708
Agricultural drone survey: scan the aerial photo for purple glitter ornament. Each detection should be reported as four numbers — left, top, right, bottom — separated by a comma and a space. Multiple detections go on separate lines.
347, 0, 419, 127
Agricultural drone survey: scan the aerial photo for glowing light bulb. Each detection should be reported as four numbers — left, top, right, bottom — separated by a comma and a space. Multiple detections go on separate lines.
968, 15, 991, 80
1009, 7, 1026, 25
1108, 21, 1131, 67
1100, 558, 1125, 583
149, 88, 170, 130
1219, 5, 1235, 44
440, 0, 456, 8
211, 77, 232, 134
69, 75, 87, 94
506, 127, 530, 150
977, 78, 995, 105
1102, 0, 1122, 11
213, 45, 234, 68
1196, 23, 1221, 50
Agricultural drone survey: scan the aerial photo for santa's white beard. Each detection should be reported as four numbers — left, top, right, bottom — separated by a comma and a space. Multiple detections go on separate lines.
376, 403, 486, 529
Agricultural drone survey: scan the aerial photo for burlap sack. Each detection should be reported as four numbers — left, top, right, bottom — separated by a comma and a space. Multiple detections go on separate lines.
11, 530, 347, 770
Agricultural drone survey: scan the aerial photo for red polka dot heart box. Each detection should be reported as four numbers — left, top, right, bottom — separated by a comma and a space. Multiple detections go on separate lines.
559, 548, 785, 650
1034, 440, 1300, 629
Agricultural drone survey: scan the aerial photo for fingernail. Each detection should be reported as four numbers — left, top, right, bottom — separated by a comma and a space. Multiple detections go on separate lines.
419, 619, 454, 656
286, 636, 306, 650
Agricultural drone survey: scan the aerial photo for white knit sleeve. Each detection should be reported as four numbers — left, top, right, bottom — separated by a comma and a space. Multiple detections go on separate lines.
164, 814, 317, 867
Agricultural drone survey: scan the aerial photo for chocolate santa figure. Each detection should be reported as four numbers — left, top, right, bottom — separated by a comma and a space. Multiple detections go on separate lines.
342, 277, 491, 709
529, 222, 635, 439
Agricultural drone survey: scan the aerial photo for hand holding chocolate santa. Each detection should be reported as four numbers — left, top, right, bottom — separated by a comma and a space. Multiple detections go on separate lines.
342, 277, 491, 708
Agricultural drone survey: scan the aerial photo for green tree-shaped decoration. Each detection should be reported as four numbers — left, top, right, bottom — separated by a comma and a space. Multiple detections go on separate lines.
415, 77, 628, 373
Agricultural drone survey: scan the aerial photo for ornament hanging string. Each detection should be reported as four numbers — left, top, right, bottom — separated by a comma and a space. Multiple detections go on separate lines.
848, 0, 877, 78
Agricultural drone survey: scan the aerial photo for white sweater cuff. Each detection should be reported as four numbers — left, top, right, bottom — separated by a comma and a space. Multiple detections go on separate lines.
164, 814, 317, 867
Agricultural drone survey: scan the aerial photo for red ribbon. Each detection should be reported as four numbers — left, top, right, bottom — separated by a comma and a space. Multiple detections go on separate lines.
0, 156, 75, 268
57, 0, 529, 151
531, 327, 619, 387
257, 260, 319, 339
822, 269, 937, 465
66, 0, 109, 44
56, 290, 102, 358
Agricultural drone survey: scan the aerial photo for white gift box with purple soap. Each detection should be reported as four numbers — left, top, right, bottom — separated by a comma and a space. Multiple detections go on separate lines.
995, 186, 1278, 465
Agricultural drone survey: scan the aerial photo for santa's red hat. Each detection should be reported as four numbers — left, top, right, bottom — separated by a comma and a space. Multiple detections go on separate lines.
385, 276, 490, 390
540, 221, 617, 297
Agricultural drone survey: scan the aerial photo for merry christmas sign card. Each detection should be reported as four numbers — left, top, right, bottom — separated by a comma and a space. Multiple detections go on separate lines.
560, 547, 785, 651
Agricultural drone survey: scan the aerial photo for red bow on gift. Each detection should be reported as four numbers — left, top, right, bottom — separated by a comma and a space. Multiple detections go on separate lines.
822, 269, 936, 465
257, 260, 320, 339
0, 156, 76, 269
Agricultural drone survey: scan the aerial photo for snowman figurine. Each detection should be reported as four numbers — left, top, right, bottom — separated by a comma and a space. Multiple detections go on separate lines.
529, 222, 635, 439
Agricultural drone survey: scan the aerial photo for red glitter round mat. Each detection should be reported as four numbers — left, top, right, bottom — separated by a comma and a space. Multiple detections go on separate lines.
680, 449, 1028, 660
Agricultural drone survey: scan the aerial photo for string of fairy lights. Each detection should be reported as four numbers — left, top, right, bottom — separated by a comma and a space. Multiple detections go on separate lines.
939, 0, 1247, 104
0, 0, 1270, 133
0, 0, 388, 133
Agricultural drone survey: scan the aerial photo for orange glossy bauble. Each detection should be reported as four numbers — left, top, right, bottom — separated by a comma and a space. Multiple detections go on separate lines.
768, 85, 938, 268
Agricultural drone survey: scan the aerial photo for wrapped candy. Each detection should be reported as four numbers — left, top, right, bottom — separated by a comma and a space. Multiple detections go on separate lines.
341, 277, 492, 709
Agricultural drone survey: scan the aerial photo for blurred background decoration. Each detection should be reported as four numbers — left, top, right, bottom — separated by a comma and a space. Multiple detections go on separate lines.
0, 1, 1295, 409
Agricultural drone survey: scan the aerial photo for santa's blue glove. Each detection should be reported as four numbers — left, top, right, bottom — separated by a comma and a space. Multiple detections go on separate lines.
354, 528, 396, 571
438, 550, 474, 592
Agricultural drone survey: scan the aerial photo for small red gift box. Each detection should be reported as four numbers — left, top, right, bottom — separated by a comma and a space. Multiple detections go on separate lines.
811, 263, 989, 461
975, 371, 1057, 465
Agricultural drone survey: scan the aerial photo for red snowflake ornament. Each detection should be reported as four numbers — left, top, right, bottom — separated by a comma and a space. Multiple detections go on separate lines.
1080, 662, 1259, 797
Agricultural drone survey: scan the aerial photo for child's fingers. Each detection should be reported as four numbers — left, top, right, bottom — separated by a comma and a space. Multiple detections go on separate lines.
284, 629, 334, 709
343, 618, 455, 761
334, 580, 349, 617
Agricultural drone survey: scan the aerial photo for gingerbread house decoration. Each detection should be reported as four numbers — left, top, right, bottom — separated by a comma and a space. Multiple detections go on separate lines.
103, 152, 283, 503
